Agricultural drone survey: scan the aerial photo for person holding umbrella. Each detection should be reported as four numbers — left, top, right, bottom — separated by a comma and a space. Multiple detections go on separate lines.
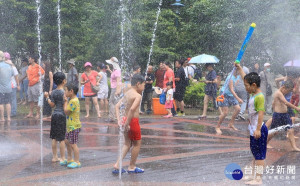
199, 64, 221, 120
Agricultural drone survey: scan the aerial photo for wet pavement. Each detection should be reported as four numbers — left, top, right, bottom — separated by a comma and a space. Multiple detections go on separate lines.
0, 115, 300, 185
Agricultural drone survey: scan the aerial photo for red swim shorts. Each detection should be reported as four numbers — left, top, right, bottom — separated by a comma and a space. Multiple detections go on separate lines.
128, 118, 141, 140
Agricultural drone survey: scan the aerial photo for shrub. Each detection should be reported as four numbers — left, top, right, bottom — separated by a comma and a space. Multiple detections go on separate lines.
184, 81, 206, 107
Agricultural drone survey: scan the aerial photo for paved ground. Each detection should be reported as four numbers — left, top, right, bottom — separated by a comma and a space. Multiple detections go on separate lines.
0, 115, 300, 185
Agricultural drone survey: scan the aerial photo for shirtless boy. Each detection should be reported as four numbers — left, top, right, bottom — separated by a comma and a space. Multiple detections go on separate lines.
267, 79, 300, 151
112, 74, 145, 174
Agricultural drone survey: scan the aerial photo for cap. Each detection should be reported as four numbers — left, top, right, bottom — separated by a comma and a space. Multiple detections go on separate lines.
264, 63, 270, 67
84, 62, 92, 67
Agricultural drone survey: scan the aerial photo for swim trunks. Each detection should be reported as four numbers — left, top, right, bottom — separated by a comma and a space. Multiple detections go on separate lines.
128, 118, 141, 140
250, 123, 268, 160
270, 112, 292, 129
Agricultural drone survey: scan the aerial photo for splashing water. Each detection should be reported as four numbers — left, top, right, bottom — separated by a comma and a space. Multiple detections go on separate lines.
120, 0, 125, 69
145, 0, 163, 75
57, 0, 62, 71
227, 23, 233, 29
35, 0, 43, 167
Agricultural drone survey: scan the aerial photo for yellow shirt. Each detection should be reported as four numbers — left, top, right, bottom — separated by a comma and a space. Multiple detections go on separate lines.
66, 97, 81, 132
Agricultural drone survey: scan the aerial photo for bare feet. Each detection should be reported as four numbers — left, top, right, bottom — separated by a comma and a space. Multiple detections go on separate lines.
98, 114, 101, 118
228, 124, 238, 131
291, 147, 300, 152
245, 179, 262, 185
52, 157, 61, 162
35, 115, 40, 119
267, 144, 273, 149
7, 117, 11, 121
215, 127, 222, 135
0, 118, 5, 122
85, 115, 89, 118
25, 114, 33, 118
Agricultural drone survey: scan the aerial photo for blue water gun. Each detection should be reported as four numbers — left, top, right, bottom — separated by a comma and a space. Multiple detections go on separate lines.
216, 23, 256, 102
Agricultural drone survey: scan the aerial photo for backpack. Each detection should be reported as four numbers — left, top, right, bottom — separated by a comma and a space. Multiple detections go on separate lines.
191, 66, 202, 81
159, 91, 166, 104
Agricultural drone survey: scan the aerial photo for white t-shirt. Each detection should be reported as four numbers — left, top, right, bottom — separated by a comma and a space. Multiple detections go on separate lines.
166, 89, 173, 101
11, 66, 19, 88
187, 65, 196, 78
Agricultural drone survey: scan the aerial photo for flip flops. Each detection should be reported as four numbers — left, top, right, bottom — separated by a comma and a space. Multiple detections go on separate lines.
112, 168, 126, 174
127, 167, 144, 174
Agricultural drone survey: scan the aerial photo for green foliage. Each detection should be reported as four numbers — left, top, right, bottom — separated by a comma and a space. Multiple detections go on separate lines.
1, 0, 300, 76
184, 81, 206, 107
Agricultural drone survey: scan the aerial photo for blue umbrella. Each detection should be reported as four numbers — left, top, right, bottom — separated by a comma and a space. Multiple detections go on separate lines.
284, 60, 300, 67
189, 54, 220, 64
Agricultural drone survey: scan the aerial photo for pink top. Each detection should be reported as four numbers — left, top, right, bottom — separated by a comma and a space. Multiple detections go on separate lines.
81, 70, 98, 96
110, 69, 121, 89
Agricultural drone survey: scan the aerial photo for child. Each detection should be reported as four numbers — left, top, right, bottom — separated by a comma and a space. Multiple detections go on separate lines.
236, 64, 267, 185
44, 72, 66, 164
216, 68, 242, 134
64, 83, 82, 168
112, 74, 145, 174
164, 82, 174, 118
266, 79, 300, 151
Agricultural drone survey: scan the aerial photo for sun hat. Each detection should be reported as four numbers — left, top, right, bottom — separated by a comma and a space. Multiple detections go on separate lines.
4, 52, 10, 60
84, 62, 92, 67
67, 59, 75, 66
105, 57, 120, 70
264, 63, 271, 67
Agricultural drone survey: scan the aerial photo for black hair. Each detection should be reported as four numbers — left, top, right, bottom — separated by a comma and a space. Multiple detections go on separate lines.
53, 72, 66, 85
66, 83, 79, 95
164, 61, 171, 67
175, 59, 184, 66
133, 65, 141, 72
97, 62, 106, 69
131, 74, 145, 86
283, 79, 294, 89
205, 63, 213, 68
166, 81, 173, 88
244, 72, 261, 87
29, 54, 38, 63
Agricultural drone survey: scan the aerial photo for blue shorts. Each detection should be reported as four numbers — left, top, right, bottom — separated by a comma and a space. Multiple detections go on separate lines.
270, 112, 292, 129
218, 94, 238, 107
250, 124, 268, 160
287, 107, 295, 118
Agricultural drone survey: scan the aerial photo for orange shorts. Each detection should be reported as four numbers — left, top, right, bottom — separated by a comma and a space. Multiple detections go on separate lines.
128, 118, 141, 140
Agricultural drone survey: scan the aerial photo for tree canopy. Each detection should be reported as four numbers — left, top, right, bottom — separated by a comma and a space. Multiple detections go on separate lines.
0, 0, 299, 74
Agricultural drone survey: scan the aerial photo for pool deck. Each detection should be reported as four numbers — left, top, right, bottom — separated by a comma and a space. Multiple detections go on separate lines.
0, 115, 299, 185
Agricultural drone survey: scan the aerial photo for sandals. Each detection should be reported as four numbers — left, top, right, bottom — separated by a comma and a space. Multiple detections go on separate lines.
127, 167, 144, 174
112, 168, 126, 174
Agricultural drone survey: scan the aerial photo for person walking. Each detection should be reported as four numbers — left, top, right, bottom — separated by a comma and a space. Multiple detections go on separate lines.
259, 63, 273, 115
81, 62, 101, 118
199, 64, 220, 120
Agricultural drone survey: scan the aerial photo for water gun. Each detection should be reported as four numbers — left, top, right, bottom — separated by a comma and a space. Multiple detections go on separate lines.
216, 23, 256, 103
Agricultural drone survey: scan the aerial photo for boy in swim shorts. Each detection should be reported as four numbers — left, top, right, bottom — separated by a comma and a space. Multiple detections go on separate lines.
267, 79, 300, 151
236, 64, 267, 185
112, 74, 145, 174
